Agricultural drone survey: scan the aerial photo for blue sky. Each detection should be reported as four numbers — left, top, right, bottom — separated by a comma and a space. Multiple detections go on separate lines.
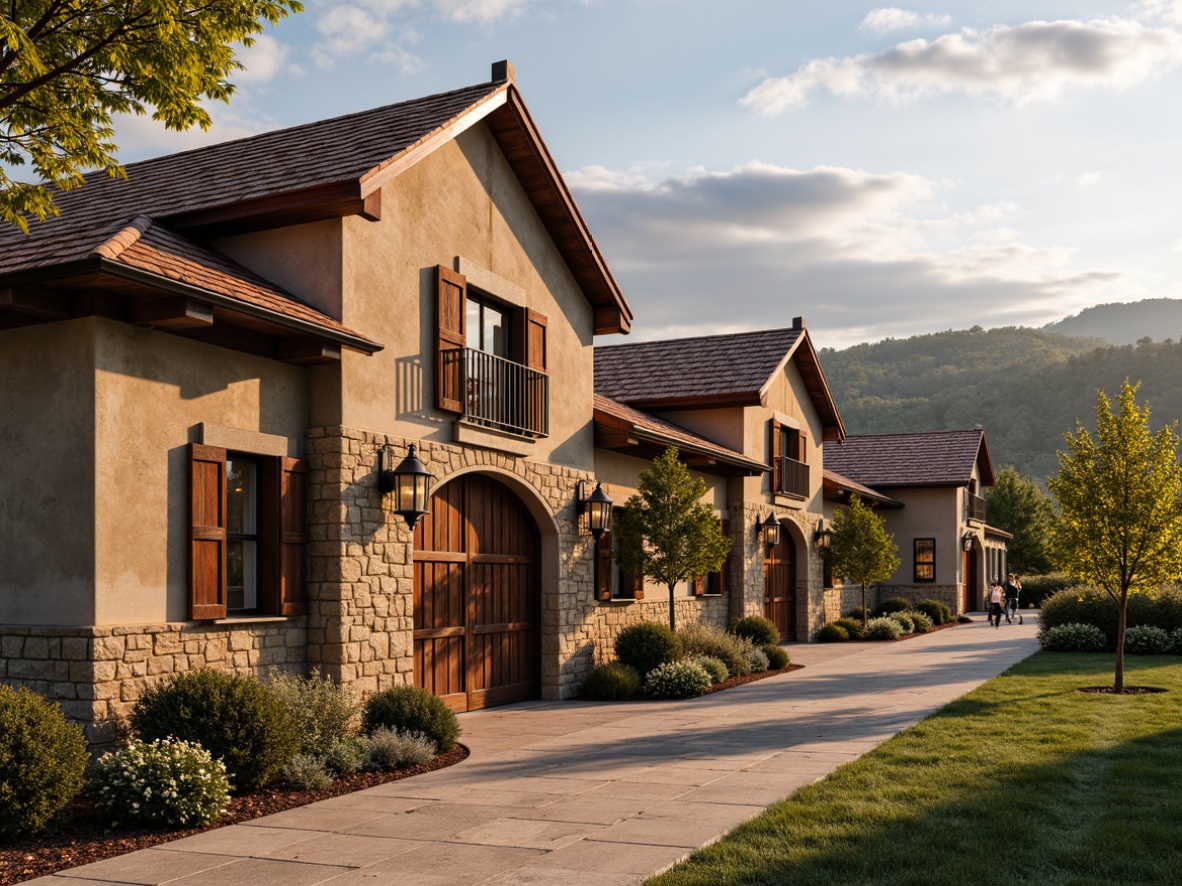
113, 1, 1182, 349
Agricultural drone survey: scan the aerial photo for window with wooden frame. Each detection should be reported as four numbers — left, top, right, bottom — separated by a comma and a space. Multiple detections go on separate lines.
914, 538, 936, 583
190, 443, 307, 620
596, 508, 643, 601
697, 518, 730, 596
769, 419, 809, 498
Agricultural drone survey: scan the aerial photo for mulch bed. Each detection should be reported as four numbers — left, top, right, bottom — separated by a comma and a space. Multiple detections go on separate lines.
705, 663, 802, 692
1077, 686, 1168, 695
0, 744, 468, 886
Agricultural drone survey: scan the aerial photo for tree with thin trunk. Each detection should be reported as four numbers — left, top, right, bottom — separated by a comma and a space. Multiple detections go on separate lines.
615, 447, 730, 632
0, 0, 302, 230
828, 494, 900, 632
1047, 379, 1182, 693
984, 466, 1055, 577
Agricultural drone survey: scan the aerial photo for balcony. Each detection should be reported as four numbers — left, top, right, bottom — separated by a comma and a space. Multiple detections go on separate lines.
442, 347, 549, 438
967, 492, 986, 522
778, 457, 810, 498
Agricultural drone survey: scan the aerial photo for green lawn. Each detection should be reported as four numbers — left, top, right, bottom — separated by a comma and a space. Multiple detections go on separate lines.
647, 654, 1182, 886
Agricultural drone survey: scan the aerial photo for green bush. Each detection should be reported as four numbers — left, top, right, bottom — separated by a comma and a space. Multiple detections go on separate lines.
582, 662, 642, 700
763, 644, 790, 669
914, 600, 950, 626
957, 614, 973, 623
888, 612, 915, 633
324, 736, 367, 775
362, 686, 460, 752
644, 660, 713, 699
92, 737, 230, 827
746, 647, 770, 673
1173, 628, 1182, 655
833, 617, 864, 638
1041, 623, 1107, 652
616, 622, 683, 676
679, 623, 754, 677
283, 754, 333, 791
1124, 625, 1172, 655
864, 617, 903, 641
875, 597, 913, 616
907, 611, 932, 632
364, 728, 437, 771
131, 670, 298, 791
1038, 586, 1182, 647
730, 615, 779, 646
0, 685, 88, 839
817, 624, 850, 643
267, 668, 360, 758
693, 656, 730, 684
1017, 574, 1075, 608
845, 606, 870, 621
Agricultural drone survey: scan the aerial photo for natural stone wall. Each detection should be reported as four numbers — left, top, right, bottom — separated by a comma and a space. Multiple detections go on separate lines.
878, 584, 961, 613
823, 585, 879, 626
589, 595, 730, 668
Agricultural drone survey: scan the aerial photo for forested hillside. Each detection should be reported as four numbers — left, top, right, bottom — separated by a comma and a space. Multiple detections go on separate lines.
820, 327, 1182, 483
1044, 298, 1182, 345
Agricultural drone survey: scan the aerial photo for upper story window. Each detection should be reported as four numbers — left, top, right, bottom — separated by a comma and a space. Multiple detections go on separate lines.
770, 418, 809, 499
466, 296, 511, 358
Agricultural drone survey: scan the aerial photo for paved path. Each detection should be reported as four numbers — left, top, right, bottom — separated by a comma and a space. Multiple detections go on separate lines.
36, 615, 1040, 886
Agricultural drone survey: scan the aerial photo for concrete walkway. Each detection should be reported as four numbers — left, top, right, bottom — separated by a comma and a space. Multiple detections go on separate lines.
35, 615, 1041, 886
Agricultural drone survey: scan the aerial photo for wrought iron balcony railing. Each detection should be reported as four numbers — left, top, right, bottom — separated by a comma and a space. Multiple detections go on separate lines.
443, 347, 549, 438
779, 457, 810, 498
967, 492, 986, 522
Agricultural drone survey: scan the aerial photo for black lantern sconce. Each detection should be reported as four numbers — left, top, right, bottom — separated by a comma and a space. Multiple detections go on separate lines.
760, 512, 781, 548
577, 480, 613, 541
813, 525, 832, 552
962, 533, 975, 553
378, 444, 433, 530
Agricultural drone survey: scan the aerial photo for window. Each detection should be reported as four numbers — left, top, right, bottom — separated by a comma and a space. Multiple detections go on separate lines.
769, 419, 809, 498
596, 508, 643, 601
190, 444, 307, 620
914, 538, 935, 582
466, 295, 511, 358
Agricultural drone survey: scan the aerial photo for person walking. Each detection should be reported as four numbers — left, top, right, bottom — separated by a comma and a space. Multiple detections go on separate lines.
1004, 574, 1021, 624
988, 581, 1005, 628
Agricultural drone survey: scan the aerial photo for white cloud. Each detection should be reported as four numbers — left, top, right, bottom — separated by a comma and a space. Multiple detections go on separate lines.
1135, 1, 1182, 25
859, 8, 953, 33
1075, 171, 1103, 186
743, 17, 1182, 113
232, 35, 291, 84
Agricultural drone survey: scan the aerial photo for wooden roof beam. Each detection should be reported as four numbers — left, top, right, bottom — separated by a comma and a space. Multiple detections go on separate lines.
0, 286, 70, 321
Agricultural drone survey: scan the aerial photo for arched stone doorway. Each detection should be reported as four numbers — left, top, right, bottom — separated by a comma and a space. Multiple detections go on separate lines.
764, 521, 797, 642
412, 473, 541, 712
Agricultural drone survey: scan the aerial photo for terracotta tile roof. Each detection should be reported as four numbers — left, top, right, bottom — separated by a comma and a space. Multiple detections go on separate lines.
822, 468, 903, 508
823, 429, 991, 488
594, 393, 767, 474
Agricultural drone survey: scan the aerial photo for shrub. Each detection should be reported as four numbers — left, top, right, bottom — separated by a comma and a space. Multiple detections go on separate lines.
615, 622, 683, 676
833, 617, 864, 638
845, 606, 869, 621
907, 611, 932, 632
1017, 574, 1075, 608
730, 615, 779, 646
362, 686, 460, 752
267, 669, 360, 758
679, 623, 753, 677
746, 647, 770, 673
365, 728, 438, 771
0, 685, 88, 839
644, 660, 713, 699
693, 656, 730, 684
131, 670, 298, 791
863, 617, 903, 641
875, 597, 913, 616
1124, 625, 1172, 655
92, 738, 230, 827
1173, 627, 1182, 655
957, 615, 973, 624
817, 624, 850, 643
1041, 623, 1107, 653
582, 662, 642, 700
763, 644, 790, 669
283, 754, 334, 791
914, 600, 950, 626
888, 612, 915, 634
324, 736, 367, 775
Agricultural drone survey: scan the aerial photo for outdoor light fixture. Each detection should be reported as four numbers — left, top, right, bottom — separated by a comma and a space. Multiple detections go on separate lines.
577, 480, 613, 540
761, 512, 781, 548
962, 533, 975, 552
813, 526, 832, 551
378, 444, 433, 530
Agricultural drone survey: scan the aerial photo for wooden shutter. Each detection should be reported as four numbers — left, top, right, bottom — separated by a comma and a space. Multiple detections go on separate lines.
190, 443, 227, 620
279, 458, 308, 616
799, 429, 807, 463
436, 265, 466, 413
523, 310, 547, 371
619, 566, 644, 600
770, 419, 782, 494
692, 575, 705, 596
711, 518, 732, 595
596, 529, 613, 601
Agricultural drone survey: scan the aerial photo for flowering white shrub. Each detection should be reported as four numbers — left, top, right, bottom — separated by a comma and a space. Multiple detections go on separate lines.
1124, 625, 1172, 655
1041, 623, 1106, 653
364, 728, 437, 771
92, 738, 229, 827
864, 617, 903, 641
643, 660, 712, 699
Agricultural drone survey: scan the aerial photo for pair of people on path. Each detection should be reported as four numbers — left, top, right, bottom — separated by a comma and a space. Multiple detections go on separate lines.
988, 574, 1021, 627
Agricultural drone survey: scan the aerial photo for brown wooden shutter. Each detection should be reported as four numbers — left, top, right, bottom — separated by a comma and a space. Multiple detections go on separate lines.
693, 575, 705, 596
436, 265, 466, 413
190, 443, 227, 620
713, 518, 732, 595
524, 309, 547, 371
770, 419, 782, 494
596, 529, 613, 601
279, 458, 308, 616
619, 566, 644, 600
799, 430, 807, 463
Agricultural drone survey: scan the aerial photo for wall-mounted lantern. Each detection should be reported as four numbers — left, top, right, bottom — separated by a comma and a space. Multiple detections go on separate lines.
962, 533, 975, 552
813, 526, 832, 552
378, 443, 433, 530
761, 512, 781, 548
577, 480, 613, 541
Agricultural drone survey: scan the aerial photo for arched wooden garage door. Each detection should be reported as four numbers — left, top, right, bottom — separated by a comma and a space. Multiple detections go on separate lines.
764, 525, 797, 642
413, 474, 540, 712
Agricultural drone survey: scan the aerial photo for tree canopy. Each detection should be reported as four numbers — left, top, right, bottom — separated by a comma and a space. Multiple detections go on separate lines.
616, 447, 730, 632
1, 0, 302, 231
828, 494, 900, 629
984, 466, 1054, 576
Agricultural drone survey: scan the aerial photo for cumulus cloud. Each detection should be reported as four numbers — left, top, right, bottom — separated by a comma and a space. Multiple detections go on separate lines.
1075, 171, 1103, 187
570, 162, 1119, 346
743, 17, 1182, 113
1136, 0, 1182, 24
859, 8, 953, 33
232, 35, 292, 84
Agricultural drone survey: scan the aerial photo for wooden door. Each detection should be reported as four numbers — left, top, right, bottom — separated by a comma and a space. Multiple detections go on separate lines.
963, 549, 979, 613
763, 525, 796, 642
413, 474, 540, 712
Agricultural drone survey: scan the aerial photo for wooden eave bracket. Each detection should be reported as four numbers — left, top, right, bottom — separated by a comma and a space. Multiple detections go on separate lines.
0, 286, 70, 321
131, 296, 214, 329
278, 337, 341, 365
163, 181, 382, 238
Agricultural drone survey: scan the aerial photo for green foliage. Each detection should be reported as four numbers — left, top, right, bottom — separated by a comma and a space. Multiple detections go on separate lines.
582, 662, 643, 699
817, 624, 850, 643
888, 612, 915, 633
1041, 623, 1108, 652
985, 467, 1055, 575
267, 669, 360, 758
362, 686, 459, 752
1124, 626, 1173, 655
0, 0, 303, 230
678, 623, 754, 677
615, 447, 731, 631
1174, 628, 1182, 655
1041, 586, 1182, 647
0, 685, 88, 838
956, 614, 973, 623
364, 728, 437, 771
282, 754, 333, 791
643, 660, 713, 699
874, 597, 913, 616
324, 736, 367, 776
616, 621, 683, 676
830, 495, 901, 627
729, 615, 778, 646
693, 656, 730, 684
863, 617, 903, 641
92, 737, 230, 827
1016, 574, 1075, 608
762, 644, 790, 669
913, 600, 950, 625
130, 670, 297, 791
833, 617, 864, 637
745, 647, 770, 673
907, 611, 932, 632
845, 606, 869, 621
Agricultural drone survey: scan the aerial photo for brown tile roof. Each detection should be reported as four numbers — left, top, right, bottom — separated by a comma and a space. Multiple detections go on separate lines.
823, 429, 993, 488
822, 468, 903, 508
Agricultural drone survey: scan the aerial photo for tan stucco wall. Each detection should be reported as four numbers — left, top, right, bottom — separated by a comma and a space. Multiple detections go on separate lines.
874, 486, 960, 587
93, 318, 309, 624
0, 319, 97, 624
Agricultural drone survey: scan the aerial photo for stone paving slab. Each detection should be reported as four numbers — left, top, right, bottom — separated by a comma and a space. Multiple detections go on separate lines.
35, 615, 1040, 886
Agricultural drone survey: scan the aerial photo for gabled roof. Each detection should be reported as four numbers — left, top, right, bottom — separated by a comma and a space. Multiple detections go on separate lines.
594, 320, 845, 441
823, 429, 994, 489
822, 468, 903, 508
594, 394, 768, 476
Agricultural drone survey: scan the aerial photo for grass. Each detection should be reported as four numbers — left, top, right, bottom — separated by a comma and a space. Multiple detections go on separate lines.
647, 653, 1182, 886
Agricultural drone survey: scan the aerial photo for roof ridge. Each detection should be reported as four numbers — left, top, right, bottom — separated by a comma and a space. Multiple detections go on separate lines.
595, 326, 797, 352
836, 429, 983, 441
90, 215, 153, 260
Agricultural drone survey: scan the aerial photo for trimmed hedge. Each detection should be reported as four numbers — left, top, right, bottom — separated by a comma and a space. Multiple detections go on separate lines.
730, 615, 779, 646
914, 599, 951, 626
362, 685, 460, 752
1016, 574, 1075, 608
616, 622, 683, 676
763, 644, 790, 669
833, 617, 864, 638
875, 597, 913, 616
817, 624, 850, 643
1039, 585, 1182, 648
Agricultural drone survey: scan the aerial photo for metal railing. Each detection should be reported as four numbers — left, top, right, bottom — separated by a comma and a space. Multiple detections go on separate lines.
444, 347, 549, 437
779, 457, 810, 498
967, 492, 986, 522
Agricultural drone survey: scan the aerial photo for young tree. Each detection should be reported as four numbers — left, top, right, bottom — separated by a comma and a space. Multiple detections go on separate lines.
1047, 380, 1182, 692
828, 494, 900, 632
615, 447, 731, 632
1, 0, 302, 231
984, 466, 1055, 576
